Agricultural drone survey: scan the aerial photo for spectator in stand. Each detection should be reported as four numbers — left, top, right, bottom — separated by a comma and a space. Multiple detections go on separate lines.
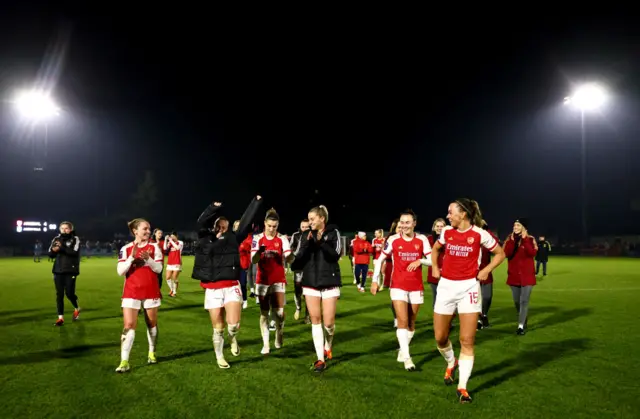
535, 235, 551, 276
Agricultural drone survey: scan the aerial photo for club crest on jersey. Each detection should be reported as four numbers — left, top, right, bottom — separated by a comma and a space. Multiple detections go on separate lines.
414, 244, 420, 250
274, 242, 280, 248
467, 237, 474, 244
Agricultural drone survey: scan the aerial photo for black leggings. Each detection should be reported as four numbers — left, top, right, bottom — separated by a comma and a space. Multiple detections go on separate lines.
54, 274, 78, 315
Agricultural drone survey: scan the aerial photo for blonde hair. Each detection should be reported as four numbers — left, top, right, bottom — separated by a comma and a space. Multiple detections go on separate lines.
375, 228, 384, 237
310, 205, 329, 223
60, 221, 74, 230
233, 220, 240, 231
432, 218, 446, 231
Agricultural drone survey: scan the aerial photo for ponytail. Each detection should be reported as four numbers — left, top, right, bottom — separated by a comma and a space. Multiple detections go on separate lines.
265, 208, 279, 222
310, 205, 329, 223
454, 198, 483, 226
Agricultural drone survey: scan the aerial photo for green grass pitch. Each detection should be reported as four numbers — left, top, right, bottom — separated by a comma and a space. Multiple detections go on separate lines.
1, 256, 638, 418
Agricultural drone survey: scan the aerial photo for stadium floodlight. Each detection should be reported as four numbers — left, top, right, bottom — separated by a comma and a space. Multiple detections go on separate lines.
563, 82, 609, 245
563, 83, 607, 111
14, 90, 60, 121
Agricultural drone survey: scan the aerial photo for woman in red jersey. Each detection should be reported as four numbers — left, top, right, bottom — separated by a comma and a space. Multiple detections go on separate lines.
192, 196, 262, 369
430, 199, 505, 403
427, 218, 447, 308
371, 229, 385, 289
371, 210, 432, 371
235, 220, 252, 310
115, 218, 164, 373
164, 232, 184, 297
251, 208, 294, 354
503, 218, 537, 335
478, 220, 500, 330
150, 229, 165, 289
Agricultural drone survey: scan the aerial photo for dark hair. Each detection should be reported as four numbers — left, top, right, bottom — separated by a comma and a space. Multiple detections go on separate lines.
454, 198, 483, 226
389, 218, 400, 236
265, 208, 280, 222
301, 218, 309, 223
310, 205, 329, 222
127, 218, 148, 234
399, 209, 417, 222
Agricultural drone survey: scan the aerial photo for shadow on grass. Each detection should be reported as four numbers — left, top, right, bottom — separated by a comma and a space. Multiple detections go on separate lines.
0, 342, 119, 365
485, 305, 593, 332
335, 302, 394, 320
472, 337, 592, 393
1, 308, 101, 326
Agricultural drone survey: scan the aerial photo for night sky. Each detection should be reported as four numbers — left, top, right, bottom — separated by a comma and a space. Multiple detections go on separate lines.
1, 9, 639, 242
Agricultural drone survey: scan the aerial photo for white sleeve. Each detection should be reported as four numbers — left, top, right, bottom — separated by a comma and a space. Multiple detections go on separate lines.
117, 245, 134, 276
163, 239, 169, 250
419, 235, 432, 266
281, 236, 291, 254
178, 240, 184, 252
480, 229, 498, 251
250, 236, 260, 259
438, 226, 451, 246
146, 257, 162, 273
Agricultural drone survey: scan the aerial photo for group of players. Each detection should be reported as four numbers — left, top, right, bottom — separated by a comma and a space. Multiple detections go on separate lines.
105, 194, 507, 404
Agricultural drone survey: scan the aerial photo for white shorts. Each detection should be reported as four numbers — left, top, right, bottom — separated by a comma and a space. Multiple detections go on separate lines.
166, 265, 182, 271
294, 271, 303, 283
390, 288, 424, 305
122, 298, 161, 310
256, 283, 286, 297
204, 285, 243, 310
434, 278, 482, 315
303, 286, 341, 299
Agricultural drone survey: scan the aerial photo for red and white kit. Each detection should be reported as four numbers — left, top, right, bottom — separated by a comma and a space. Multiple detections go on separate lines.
117, 242, 163, 309
372, 237, 385, 260
251, 233, 291, 297
435, 225, 498, 314
376, 233, 432, 304
164, 238, 183, 271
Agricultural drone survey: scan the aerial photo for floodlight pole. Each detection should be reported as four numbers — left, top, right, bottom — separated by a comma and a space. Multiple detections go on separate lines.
580, 109, 588, 246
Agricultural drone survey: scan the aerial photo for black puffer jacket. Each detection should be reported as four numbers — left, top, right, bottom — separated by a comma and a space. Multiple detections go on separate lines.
48, 233, 81, 276
294, 224, 342, 289
192, 197, 262, 283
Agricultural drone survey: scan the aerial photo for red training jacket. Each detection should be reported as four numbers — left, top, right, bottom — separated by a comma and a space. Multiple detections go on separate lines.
504, 235, 537, 287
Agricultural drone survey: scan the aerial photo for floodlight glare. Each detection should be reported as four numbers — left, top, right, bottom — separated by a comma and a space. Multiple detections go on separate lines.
14, 90, 60, 121
564, 83, 607, 111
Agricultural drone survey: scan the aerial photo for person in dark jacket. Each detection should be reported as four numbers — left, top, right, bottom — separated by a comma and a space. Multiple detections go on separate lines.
192, 195, 262, 369
292, 205, 341, 373
48, 221, 81, 326
289, 218, 311, 323
504, 218, 538, 335
535, 235, 551, 276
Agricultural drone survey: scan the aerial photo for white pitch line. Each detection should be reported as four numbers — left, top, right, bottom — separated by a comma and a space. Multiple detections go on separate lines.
493, 287, 640, 292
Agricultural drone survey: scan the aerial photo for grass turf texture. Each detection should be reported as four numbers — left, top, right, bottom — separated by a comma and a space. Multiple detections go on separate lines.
0, 256, 638, 419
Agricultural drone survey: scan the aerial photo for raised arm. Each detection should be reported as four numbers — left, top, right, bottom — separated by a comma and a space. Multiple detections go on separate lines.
197, 202, 222, 229
237, 196, 263, 239
117, 245, 135, 276
48, 237, 60, 258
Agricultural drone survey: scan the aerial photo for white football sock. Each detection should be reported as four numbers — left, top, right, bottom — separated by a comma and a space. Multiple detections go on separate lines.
212, 328, 224, 359
166, 279, 173, 292
396, 328, 410, 360
408, 330, 415, 345
121, 329, 135, 361
458, 354, 474, 390
259, 310, 270, 348
437, 341, 456, 368
323, 325, 335, 351
146, 326, 157, 353
311, 323, 325, 361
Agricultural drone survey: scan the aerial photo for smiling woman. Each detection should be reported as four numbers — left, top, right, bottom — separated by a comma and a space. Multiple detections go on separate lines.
114, 218, 164, 373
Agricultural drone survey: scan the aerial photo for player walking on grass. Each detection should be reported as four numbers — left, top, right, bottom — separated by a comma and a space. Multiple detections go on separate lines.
48, 221, 81, 326
292, 205, 341, 373
150, 229, 165, 289
430, 199, 505, 403
371, 210, 432, 371
192, 196, 262, 369
252, 208, 294, 354
164, 232, 184, 297
115, 218, 164, 373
